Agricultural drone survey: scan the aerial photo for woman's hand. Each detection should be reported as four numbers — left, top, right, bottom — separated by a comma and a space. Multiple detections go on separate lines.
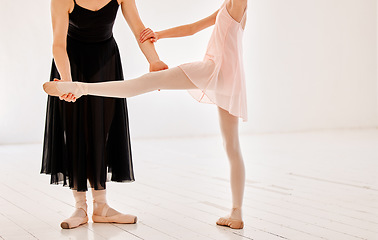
149, 60, 168, 72
60, 93, 76, 102
54, 78, 77, 102
140, 28, 159, 43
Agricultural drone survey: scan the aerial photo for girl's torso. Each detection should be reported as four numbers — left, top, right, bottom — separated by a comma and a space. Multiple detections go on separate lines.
224, 1, 247, 30
205, 3, 247, 61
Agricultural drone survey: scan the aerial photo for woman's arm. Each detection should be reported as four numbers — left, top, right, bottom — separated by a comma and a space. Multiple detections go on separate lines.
51, 0, 78, 101
51, 0, 73, 82
140, 10, 219, 43
120, 0, 168, 72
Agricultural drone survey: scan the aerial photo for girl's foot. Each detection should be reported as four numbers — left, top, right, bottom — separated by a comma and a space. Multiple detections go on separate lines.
216, 208, 244, 229
43, 79, 88, 98
61, 207, 89, 229
92, 203, 137, 224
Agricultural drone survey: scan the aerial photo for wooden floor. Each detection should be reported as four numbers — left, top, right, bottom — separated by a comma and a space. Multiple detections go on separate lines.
0, 129, 377, 240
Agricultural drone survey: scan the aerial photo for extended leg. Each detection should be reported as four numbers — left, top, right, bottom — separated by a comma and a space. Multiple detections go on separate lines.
216, 107, 245, 229
43, 67, 197, 98
91, 67, 196, 98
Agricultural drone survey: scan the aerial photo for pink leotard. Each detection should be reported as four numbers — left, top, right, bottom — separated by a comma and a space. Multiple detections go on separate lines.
179, 4, 248, 121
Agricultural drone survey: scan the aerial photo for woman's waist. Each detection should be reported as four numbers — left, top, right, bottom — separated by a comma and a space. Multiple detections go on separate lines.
67, 27, 115, 44
67, 33, 115, 46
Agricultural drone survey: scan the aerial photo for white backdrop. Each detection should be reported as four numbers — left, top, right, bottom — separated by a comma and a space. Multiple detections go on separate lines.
0, 0, 377, 144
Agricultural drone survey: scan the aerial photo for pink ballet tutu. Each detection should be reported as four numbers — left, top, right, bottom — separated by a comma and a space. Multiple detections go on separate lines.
179, 4, 248, 121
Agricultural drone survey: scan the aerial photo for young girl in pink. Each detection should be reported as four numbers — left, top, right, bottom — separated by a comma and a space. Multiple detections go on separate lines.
44, 0, 248, 229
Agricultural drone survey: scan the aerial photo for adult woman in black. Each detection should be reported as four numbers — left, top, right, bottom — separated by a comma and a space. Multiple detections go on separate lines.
41, 0, 167, 229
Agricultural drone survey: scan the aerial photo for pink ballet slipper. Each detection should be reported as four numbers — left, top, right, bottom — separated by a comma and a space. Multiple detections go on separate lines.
60, 208, 89, 229
216, 217, 244, 229
43, 81, 64, 97
43, 80, 87, 98
92, 205, 137, 224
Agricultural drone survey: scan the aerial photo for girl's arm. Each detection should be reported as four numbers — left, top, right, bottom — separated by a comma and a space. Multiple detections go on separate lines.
158, 10, 219, 39
51, 0, 73, 82
140, 10, 219, 43
120, 0, 168, 72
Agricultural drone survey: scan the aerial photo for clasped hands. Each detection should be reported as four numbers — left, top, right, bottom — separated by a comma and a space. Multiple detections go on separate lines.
59, 28, 164, 102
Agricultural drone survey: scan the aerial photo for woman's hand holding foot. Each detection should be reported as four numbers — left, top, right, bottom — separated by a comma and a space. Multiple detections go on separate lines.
60, 93, 76, 102
53, 79, 76, 102
43, 78, 87, 101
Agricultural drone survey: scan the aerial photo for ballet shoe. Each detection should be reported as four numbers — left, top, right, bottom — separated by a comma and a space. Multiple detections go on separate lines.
43, 80, 87, 98
216, 217, 244, 229
43, 81, 64, 97
92, 205, 137, 224
60, 209, 89, 229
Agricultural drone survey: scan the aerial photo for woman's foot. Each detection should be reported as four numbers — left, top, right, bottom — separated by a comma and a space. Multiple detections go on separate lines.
92, 203, 137, 224
216, 208, 244, 229
43, 79, 88, 98
61, 207, 89, 229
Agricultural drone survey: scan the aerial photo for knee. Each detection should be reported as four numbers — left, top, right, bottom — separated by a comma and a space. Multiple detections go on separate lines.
223, 139, 241, 154
143, 72, 163, 89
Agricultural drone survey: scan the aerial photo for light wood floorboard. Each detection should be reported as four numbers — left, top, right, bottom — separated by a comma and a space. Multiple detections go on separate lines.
0, 129, 377, 239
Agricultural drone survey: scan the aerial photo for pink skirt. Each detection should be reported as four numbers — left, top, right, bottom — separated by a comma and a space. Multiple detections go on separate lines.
178, 59, 248, 121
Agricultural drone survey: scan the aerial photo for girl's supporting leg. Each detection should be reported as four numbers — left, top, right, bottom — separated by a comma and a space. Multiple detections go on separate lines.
91, 189, 137, 224
44, 67, 197, 99
61, 190, 88, 229
216, 107, 245, 229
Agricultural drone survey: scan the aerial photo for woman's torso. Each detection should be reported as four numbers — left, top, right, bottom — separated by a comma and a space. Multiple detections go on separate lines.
68, 0, 120, 43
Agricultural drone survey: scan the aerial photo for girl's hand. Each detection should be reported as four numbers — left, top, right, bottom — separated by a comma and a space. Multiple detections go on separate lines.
140, 28, 159, 43
54, 78, 77, 102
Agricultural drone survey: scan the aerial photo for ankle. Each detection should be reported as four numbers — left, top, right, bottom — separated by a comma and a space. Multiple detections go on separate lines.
74, 201, 87, 210
73, 190, 87, 212
75, 203, 87, 213
93, 201, 107, 215
230, 207, 242, 219
92, 189, 108, 215
78, 82, 89, 95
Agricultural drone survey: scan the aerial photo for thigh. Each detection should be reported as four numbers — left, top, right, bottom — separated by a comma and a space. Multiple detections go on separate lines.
156, 67, 197, 90
218, 107, 239, 139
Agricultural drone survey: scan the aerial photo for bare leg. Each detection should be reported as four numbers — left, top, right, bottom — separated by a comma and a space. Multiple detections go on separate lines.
216, 107, 245, 229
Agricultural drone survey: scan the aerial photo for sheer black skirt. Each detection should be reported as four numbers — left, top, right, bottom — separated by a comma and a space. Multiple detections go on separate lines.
41, 36, 134, 191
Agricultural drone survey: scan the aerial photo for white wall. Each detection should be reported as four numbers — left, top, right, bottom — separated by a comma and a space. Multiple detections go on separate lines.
247, 0, 378, 132
0, 0, 377, 144
0, 1, 52, 144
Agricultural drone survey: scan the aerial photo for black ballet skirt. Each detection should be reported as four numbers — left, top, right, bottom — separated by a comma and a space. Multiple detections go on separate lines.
41, 0, 134, 191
